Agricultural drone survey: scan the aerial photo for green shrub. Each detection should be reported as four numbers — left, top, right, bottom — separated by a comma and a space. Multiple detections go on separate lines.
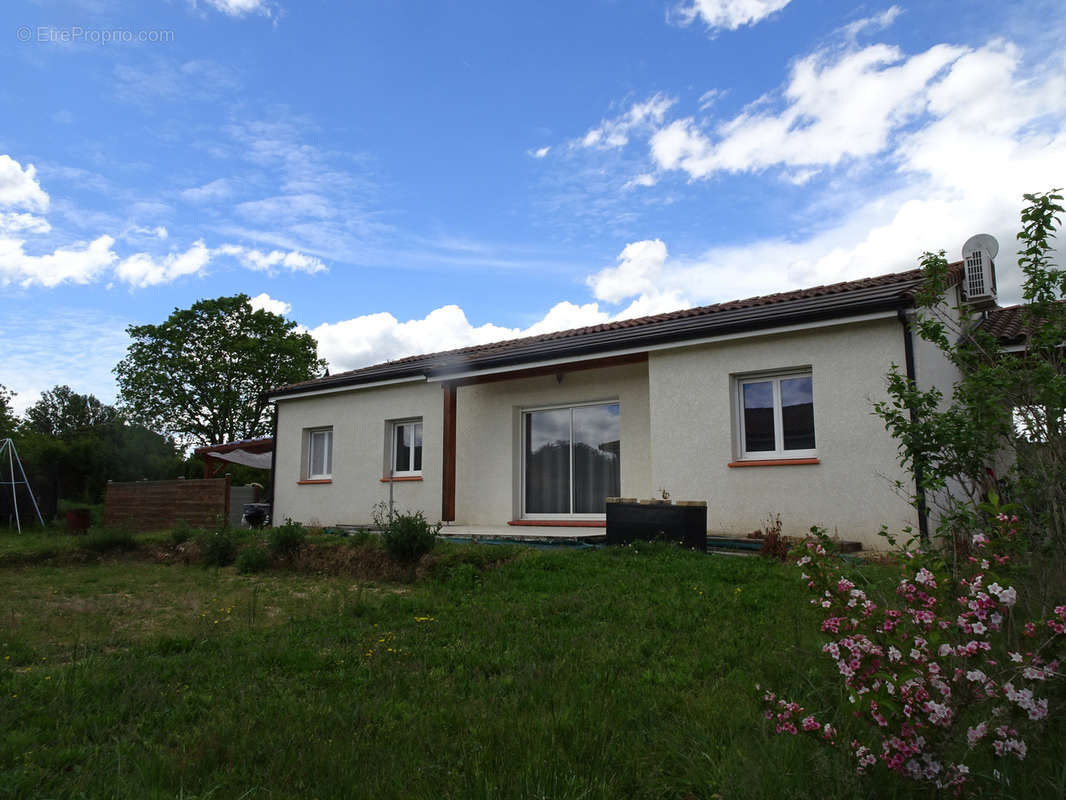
83, 527, 136, 553
236, 545, 271, 574
267, 518, 307, 558
380, 509, 440, 563
198, 526, 236, 567
170, 520, 197, 545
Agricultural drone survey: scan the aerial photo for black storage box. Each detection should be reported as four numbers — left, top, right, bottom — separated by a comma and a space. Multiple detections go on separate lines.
605, 499, 707, 551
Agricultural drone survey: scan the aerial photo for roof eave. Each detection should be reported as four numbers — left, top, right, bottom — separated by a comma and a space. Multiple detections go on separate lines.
267, 294, 914, 400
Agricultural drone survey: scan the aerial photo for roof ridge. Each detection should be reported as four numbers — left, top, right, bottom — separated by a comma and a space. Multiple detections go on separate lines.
294, 266, 929, 389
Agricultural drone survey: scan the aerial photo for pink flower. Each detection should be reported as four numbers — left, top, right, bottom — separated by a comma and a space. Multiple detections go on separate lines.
915, 567, 937, 588
967, 721, 988, 748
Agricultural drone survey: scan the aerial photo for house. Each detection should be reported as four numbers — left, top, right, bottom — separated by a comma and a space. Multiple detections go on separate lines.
266, 241, 1008, 550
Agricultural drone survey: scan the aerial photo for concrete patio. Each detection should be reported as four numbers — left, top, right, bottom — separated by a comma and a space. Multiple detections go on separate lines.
438, 524, 607, 545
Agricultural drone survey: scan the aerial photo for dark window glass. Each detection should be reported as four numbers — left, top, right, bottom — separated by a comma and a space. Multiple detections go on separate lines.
394, 424, 410, 472
572, 404, 621, 513
781, 377, 815, 450
524, 408, 571, 514
412, 422, 423, 471
743, 381, 775, 452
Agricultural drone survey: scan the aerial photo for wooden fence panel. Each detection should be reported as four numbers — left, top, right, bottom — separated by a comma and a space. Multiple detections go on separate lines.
104, 478, 229, 531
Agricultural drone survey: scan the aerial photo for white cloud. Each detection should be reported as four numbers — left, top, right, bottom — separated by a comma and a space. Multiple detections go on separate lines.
578, 94, 676, 150
698, 89, 723, 111
587, 239, 669, 303
312, 238, 693, 374
651, 42, 966, 179
197, 0, 273, 17
113, 242, 327, 288
0, 156, 50, 212
622, 173, 657, 190
530, 146, 550, 158
1, 307, 131, 417
248, 292, 292, 315
311, 306, 520, 371
840, 6, 903, 41
0, 212, 51, 234
0, 235, 118, 288
672, 0, 792, 32
236, 194, 334, 221
181, 178, 233, 203
218, 245, 327, 274
114, 240, 213, 288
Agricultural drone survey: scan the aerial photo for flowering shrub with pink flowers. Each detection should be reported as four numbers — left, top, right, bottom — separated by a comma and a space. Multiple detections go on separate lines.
761, 498, 1066, 795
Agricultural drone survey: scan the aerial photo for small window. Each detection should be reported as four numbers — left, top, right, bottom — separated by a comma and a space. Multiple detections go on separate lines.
737, 372, 816, 460
306, 427, 333, 479
389, 419, 423, 476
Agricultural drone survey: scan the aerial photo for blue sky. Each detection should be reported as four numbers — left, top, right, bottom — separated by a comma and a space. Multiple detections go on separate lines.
1, 0, 1064, 414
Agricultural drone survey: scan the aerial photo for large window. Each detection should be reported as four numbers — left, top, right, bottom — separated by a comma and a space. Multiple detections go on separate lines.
523, 402, 621, 517
737, 372, 816, 460
390, 419, 423, 476
306, 427, 333, 479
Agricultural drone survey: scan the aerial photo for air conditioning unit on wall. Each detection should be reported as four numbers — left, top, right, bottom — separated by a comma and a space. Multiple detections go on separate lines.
961, 233, 998, 309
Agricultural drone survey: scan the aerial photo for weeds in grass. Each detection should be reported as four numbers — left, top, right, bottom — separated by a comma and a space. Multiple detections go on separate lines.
170, 519, 197, 545
83, 527, 136, 553
235, 545, 271, 574
759, 514, 790, 562
198, 525, 236, 567
267, 518, 307, 559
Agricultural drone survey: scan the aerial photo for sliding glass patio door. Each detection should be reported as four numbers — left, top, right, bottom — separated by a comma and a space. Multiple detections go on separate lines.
523, 402, 621, 517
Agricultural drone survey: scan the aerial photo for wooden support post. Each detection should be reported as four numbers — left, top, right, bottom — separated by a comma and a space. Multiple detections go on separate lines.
441, 383, 457, 522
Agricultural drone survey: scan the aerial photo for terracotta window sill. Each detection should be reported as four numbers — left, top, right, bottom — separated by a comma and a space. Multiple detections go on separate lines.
728, 458, 820, 468
508, 519, 607, 528
380, 476, 423, 482
297, 479, 333, 485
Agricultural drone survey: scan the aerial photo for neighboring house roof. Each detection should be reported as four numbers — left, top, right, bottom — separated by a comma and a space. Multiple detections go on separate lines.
193, 437, 274, 457
980, 304, 1028, 344
270, 266, 948, 399
978, 301, 1066, 346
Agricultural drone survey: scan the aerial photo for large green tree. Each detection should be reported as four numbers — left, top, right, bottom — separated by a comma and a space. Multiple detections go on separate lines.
115, 294, 326, 446
874, 190, 1066, 563
25, 384, 119, 438
0, 384, 16, 440
12, 385, 184, 509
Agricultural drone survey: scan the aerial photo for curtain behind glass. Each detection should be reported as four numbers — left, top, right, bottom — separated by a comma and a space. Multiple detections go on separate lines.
525, 408, 570, 513
572, 404, 621, 513
780, 377, 815, 450
394, 425, 410, 471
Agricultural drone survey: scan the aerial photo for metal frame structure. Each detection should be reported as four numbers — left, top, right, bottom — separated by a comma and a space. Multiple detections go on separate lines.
0, 438, 45, 534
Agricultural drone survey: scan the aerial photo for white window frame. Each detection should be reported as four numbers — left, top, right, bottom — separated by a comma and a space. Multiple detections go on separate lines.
520, 399, 621, 521
735, 370, 817, 461
306, 427, 333, 479
389, 418, 423, 477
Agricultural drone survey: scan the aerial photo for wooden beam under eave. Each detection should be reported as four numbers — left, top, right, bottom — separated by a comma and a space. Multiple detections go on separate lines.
441, 382, 457, 521
449, 351, 648, 387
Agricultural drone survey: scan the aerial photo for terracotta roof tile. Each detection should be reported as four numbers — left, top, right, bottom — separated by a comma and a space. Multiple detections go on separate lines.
980, 300, 1066, 344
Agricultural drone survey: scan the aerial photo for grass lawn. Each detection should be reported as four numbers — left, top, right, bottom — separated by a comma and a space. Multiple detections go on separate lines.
1, 533, 1064, 799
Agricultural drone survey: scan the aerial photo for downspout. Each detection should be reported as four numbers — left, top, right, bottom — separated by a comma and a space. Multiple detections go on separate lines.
267, 403, 279, 517
898, 308, 930, 542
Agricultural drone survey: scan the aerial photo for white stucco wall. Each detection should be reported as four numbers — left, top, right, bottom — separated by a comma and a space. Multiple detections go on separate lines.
273, 380, 443, 526
647, 317, 919, 548
454, 361, 652, 524
912, 284, 964, 406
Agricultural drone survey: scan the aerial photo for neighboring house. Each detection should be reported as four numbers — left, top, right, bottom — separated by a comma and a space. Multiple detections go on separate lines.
267, 243, 1011, 550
